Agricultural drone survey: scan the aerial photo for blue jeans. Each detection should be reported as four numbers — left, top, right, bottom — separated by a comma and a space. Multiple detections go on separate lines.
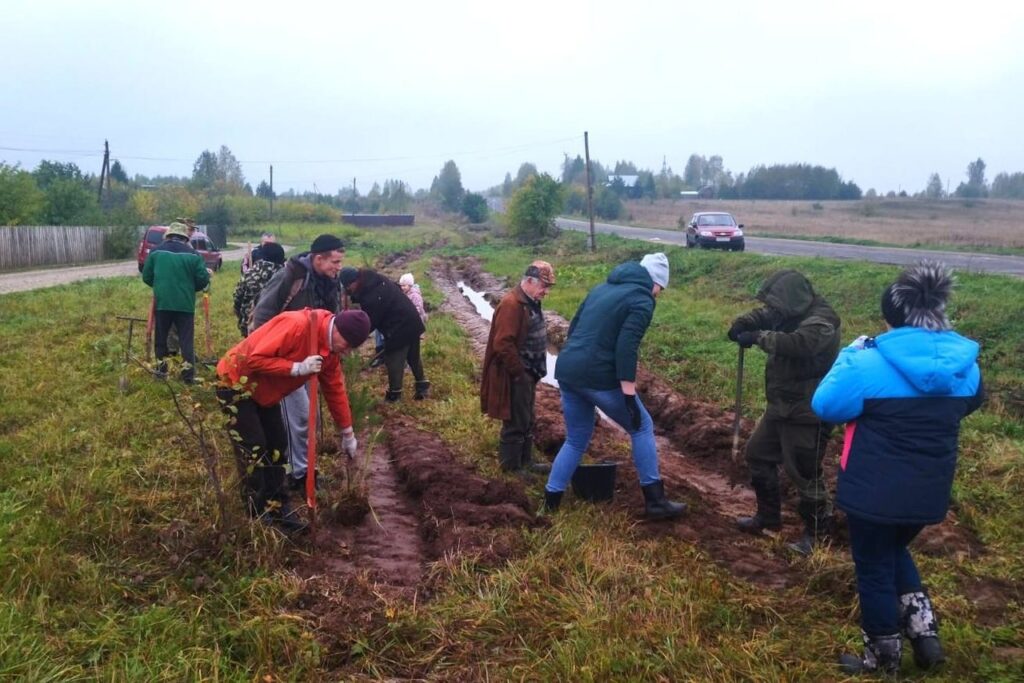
545, 383, 660, 493
847, 514, 924, 635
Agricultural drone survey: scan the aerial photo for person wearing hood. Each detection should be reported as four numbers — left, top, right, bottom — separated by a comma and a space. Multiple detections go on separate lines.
251, 234, 345, 491
543, 253, 686, 519
812, 262, 983, 676
233, 242, 286, 337
728, 269, 841, 554
340, 267, 429, 401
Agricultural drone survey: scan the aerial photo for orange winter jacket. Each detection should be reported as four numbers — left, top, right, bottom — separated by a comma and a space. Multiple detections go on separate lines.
217, 308, 353, 429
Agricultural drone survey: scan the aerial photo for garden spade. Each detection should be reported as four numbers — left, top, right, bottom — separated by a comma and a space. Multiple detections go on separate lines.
731, 345, 745, 464
305, 309, 320, 538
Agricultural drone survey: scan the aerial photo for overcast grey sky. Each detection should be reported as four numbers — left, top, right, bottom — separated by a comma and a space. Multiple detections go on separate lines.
3, 0, 1023, 195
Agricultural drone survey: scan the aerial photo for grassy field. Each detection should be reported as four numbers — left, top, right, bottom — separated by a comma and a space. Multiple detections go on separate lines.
607, 198, 1024, 252
1, 222, 1022, 680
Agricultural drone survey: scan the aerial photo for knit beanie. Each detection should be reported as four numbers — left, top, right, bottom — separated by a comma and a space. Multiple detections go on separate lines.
640, 252, 670, 289
880, 261, 954, 331
258, 243, 286, 266
310, 234, 344, 254
339, 267, 360, 288
399, 273, 415, 287
334, 310, 371, 348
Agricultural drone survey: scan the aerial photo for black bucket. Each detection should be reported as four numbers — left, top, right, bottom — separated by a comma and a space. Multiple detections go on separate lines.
571, 462, 618, 503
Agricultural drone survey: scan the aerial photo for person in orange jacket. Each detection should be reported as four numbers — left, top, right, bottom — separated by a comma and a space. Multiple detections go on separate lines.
216, 308, 370, 533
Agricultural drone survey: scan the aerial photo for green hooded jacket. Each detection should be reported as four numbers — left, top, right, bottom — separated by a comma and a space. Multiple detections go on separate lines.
732, 270, 840, 422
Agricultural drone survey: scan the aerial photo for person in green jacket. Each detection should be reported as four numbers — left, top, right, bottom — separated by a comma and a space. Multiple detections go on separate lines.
728, 269, 840, 554
543, 253, 686, 519
142, 222, 210, 383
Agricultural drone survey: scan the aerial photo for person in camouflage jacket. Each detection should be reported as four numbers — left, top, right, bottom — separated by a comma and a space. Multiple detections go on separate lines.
233, 243, 286, 337
728, 269, 841, 554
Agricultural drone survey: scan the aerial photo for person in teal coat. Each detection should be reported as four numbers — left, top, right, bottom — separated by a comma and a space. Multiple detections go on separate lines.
142, 222, 210, 383
544, 253, 686, 519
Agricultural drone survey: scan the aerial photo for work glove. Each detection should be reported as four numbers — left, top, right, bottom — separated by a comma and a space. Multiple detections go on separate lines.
290, 355, 323, 376
736, 331, 760, 349
727, 322, 746, 342
623, 393, 642, 431
340, 427, 357, 457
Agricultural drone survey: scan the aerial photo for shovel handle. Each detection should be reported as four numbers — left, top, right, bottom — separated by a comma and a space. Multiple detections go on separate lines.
731, 345, 745, 461
305, 310, 319, 531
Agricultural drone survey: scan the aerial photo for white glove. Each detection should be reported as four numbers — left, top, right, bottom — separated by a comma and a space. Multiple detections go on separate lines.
290, 355, 323, 376
848, 335, 870, 350
341, 427, 357, 457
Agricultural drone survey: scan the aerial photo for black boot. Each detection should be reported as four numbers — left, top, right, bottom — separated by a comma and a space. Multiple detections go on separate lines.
900, 590, 945, 670
384, 389, 402, 403
736, 476, 782, 534
544, 489, 563, 512
260, 502, 310, 536
521, 438, 550, 474
498, 442, 522, 472
788, 499, 834, 555
414, 380, 431, 400
839, 632, 902, 675
641, 480, 686, 519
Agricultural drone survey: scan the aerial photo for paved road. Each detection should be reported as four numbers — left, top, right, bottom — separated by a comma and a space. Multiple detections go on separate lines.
557, 217, 1024, 278
0, 246, 249, 295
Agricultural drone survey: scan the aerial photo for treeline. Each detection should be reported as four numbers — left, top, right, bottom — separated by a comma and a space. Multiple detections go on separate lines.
922, 158, 1024, 200
0, 145, 418, 229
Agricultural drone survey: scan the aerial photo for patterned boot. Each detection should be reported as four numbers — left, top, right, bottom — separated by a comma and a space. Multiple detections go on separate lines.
900, 590, 945, 670
839, 631, 903, 675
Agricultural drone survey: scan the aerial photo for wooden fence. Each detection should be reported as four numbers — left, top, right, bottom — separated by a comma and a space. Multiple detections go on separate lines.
0, 225, 113, 270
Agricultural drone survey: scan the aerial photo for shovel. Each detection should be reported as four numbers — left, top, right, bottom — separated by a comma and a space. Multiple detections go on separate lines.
305, 310, 320, 539
731, 345, 745, 464
145, 296, 155, 363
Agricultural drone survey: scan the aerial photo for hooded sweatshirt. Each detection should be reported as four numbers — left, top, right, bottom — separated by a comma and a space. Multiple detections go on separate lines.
812, 327, 984, 524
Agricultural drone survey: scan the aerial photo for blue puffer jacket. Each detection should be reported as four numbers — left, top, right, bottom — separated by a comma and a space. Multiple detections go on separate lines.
812, 327, 984, 524
554, 262, 655, 391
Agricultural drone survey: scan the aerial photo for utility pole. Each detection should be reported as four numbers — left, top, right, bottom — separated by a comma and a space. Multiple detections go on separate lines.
269, 165, 274, 219
98, 139, 111, 203
584, 131, 596, 252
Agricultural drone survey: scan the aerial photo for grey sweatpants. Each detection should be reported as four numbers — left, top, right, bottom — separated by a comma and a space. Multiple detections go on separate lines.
280, 384, 318, 481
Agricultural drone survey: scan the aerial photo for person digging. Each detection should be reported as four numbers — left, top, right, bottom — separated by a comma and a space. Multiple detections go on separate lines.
216, 309, 370, 535
728, 269, 841, 555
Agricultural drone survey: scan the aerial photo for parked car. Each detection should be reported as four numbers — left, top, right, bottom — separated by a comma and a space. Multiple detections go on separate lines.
137, 225, 223, 272
684, 212, 745, 251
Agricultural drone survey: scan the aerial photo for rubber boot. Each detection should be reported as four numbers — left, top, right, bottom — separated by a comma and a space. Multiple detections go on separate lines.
544, 489, 563, 512
641, 480, 687, 519
788, 499, 834, 555
384, 389, 402, 403
521, 438, 551, 474
736, 477, 782, 534
414, 380, 431, 400
838, 632, 902, 675
900, 590, 945, 670
261, 501, 309, 536
498, 442, 522, 472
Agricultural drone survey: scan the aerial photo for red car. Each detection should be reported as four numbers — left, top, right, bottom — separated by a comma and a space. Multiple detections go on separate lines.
137, 225, 223, 272
684, 211, 745, 251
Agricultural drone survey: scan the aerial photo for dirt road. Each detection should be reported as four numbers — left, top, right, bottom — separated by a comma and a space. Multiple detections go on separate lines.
0, 246, 250, 295
557, 217, 1024, 277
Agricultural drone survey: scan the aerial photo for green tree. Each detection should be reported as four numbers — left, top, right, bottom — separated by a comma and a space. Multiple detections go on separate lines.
0, 163, 45, 224
925, 173, 944, 199
593, 185, 623, 219
991, 172, 1024, 199
461, 192, 489, 223
514, 162, 538, 190
501, 172, 513, 197
381, 179, 410, 212
43, 179, 101, 225
255, 180, 274, 198
683, 154, 704, 188
435, 160, 464, 212
506, 173, 563, 243
34, 160, 84, 190
110, 160, 129, 184
192, 150, 219, 190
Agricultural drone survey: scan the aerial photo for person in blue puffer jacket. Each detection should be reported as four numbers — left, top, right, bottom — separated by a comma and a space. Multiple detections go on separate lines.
812, 261, 984, 676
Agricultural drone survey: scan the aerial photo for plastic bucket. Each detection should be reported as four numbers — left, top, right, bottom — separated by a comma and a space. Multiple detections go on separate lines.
571, 462, 618, 503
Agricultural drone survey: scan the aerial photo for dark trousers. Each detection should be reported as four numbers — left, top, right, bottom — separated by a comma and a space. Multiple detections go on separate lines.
383, 337, 426, 393
847, 514, 924, 635
500, 375, 537, 447
745, 415, 832, 510
154, 310, 196, 382
216, 388, 288, 516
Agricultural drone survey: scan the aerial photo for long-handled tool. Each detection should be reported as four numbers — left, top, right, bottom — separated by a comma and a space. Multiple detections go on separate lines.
116, 315, 148, 393
305, 310, 320, 539
145, 296, 155, 363
201, 291, 217, 366
731, 345, 745, 464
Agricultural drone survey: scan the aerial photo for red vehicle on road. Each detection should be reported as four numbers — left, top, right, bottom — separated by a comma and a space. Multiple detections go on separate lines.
137, 226, 223, 272
684, 211, 745, 251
